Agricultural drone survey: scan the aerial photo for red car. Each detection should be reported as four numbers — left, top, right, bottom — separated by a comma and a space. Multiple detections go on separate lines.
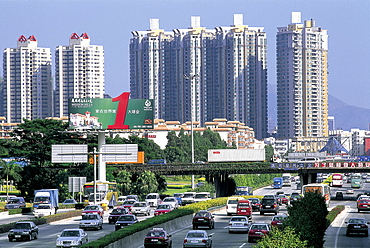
278, 195, 289, 205
248, 223, 270, 243
82, 205, 104, 216
122, 200, 137, 212
271, 214, 288, 228
144, 228, 172, 247
236, 200, 252, 219
154, 204, 174, 216
357, 199, 370, 212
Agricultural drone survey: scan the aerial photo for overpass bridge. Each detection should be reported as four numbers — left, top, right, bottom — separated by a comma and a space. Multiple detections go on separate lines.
116, 161, 370, 197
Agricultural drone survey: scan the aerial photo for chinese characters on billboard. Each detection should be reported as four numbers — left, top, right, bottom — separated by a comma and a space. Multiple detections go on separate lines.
68, 92, 154, 130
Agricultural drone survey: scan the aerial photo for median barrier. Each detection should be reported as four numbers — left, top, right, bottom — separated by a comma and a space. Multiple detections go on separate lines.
107, 206, 225, 248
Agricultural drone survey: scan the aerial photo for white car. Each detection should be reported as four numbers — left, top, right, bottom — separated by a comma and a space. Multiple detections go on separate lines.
131, 201, 151, 216
79, 213, 103, 230
228, 216, 250, 233
145, 193, 161, 207
194, 192, 211, 203
56, 229, 88, 248
162, 197, 179, 209
33, 204, 54, 218
182, 192, 196, 206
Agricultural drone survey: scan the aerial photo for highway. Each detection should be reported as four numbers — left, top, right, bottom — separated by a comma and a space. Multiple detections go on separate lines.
0, 177, 369, 248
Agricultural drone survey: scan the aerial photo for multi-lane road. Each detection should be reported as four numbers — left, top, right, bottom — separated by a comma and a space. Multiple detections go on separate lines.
1, 178, 370, 248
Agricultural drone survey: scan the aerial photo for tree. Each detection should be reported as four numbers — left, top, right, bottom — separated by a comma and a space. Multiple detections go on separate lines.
115, 170, 132, 196
255, 226, 308, 248
132, 171, 159, 198
0, 160, 23, 200
285, 192, 328, 248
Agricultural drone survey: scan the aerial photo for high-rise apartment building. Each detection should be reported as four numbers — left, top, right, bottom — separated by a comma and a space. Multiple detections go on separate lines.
54, 33, 105, 118
130, 14, 268, 140
1, 35, 52, 123
276, 12, 328, 139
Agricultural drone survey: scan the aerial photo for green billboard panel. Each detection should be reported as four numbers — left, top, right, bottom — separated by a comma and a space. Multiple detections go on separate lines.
68, 92, 154, 130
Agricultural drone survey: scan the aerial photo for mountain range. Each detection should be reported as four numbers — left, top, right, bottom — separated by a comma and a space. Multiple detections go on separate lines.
268, 85, 370, 131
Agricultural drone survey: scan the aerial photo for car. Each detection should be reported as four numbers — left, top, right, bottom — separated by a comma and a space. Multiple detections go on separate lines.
131, 201, 151, 216
126, 194, 139, 201
271, 214, 288, 228
79, 213, 103, 230
4, 197, 26, 209
347, 177, 352, 183
108, 207, 131, 224
345, 218, 369, 237
144, 227, 172, 248
357, 195, 370, 201
182, 192, 196, 206
192, 210, 215, 229
236, 199, 252, 219
248, 223, 271, 243
154, 204, 174, 216
263, 194, 281, 205
357, 199, 370, 212
146, 193, 161, 207
183, 230, 212, 248
249, 198, 262, 211
346, 189, 354, 194
8, 221, 38, 242
82, 205, 104, 216
336, 192, 344, 199
278, 194, 289, 205
194, 192, 211, 203
228, 216, 250, 233
117, 196, 127, 204
260, 197, 279, 215
115, 214, 139, 231
289, 194, 302, 202
122, 200, 137, 211
226, 196, 244, 216
173, 193, 184, 206
56, 229, 88, 248
162, 197, 179, 209
33, 203, 55, 218
62, 199, 78, 205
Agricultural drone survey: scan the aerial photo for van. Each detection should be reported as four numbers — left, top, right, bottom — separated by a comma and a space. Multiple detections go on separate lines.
236, 200, 252, 219
226, 197, 244, 216
145, 193, 161, 207
194, 192, 211, 203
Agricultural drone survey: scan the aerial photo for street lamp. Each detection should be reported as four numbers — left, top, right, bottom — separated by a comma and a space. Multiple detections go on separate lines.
183, 74, 199, 189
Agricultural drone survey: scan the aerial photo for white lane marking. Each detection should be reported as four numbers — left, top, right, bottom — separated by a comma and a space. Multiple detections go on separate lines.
239, 243, 247, 248
334, 206, 350, 248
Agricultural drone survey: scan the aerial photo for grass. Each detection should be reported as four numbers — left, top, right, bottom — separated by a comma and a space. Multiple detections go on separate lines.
163, 188, 190, 196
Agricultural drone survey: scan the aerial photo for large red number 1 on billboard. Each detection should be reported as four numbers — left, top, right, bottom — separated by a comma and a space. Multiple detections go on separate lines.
108, 92, 130, 129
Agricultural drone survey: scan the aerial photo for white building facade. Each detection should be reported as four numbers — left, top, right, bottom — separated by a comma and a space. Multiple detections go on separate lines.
130, 14, 268, 140
276, 12, 328, 139
54, 33, 105, 118
1, 35, 52, 123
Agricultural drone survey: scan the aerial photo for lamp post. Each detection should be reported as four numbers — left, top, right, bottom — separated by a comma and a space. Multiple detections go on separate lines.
183, 74, 198, 189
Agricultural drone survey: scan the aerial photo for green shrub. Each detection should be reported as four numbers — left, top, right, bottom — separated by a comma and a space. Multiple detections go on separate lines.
326, 205, 345, 228
8, 208, 22, 215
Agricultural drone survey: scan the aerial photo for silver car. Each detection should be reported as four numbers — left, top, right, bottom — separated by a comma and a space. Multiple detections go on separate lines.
183, 230, 212, 248
131, 201, 151, 216
228, 216, 250, 233
79, 213, 103, 230
56, 229, 88, 248
162, 197, 179, 209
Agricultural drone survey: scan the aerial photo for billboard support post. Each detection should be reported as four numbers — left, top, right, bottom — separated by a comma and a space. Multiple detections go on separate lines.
93, 147, 97, 205
98, 131, 106, 181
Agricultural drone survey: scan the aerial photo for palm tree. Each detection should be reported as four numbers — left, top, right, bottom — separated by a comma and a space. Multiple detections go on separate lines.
0, 160, 23, 201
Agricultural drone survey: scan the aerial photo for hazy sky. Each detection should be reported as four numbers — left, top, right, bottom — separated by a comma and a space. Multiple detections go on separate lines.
1, 0, 369, 109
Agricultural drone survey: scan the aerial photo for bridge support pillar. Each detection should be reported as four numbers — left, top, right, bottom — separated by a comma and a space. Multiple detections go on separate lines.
214, 173, 232, 197
300, 173, 317, 185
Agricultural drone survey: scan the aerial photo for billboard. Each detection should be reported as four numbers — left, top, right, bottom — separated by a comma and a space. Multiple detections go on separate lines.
68, 92, 154, 130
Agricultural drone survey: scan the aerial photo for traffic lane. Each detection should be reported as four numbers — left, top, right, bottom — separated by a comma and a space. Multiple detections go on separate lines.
325, 206, 370, 248
0, 209, 154, 248
163, 207, 289, 248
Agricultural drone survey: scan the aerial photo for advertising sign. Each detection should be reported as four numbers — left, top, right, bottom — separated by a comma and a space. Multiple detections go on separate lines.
68, 92, 154, 130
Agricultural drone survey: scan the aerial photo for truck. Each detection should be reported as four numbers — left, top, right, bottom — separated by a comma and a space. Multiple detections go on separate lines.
33, 189, 58, 213
273, 177, 283, 189
208, 149, 265, 163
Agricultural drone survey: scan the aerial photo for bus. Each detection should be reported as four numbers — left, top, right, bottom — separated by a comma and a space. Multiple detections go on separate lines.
351, 173, 362, 188
235, 186, 253, 196
302, 183, 331, 207
83, 181, 118, 208
331, 174, 343, 187
282, 173, 292, 187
